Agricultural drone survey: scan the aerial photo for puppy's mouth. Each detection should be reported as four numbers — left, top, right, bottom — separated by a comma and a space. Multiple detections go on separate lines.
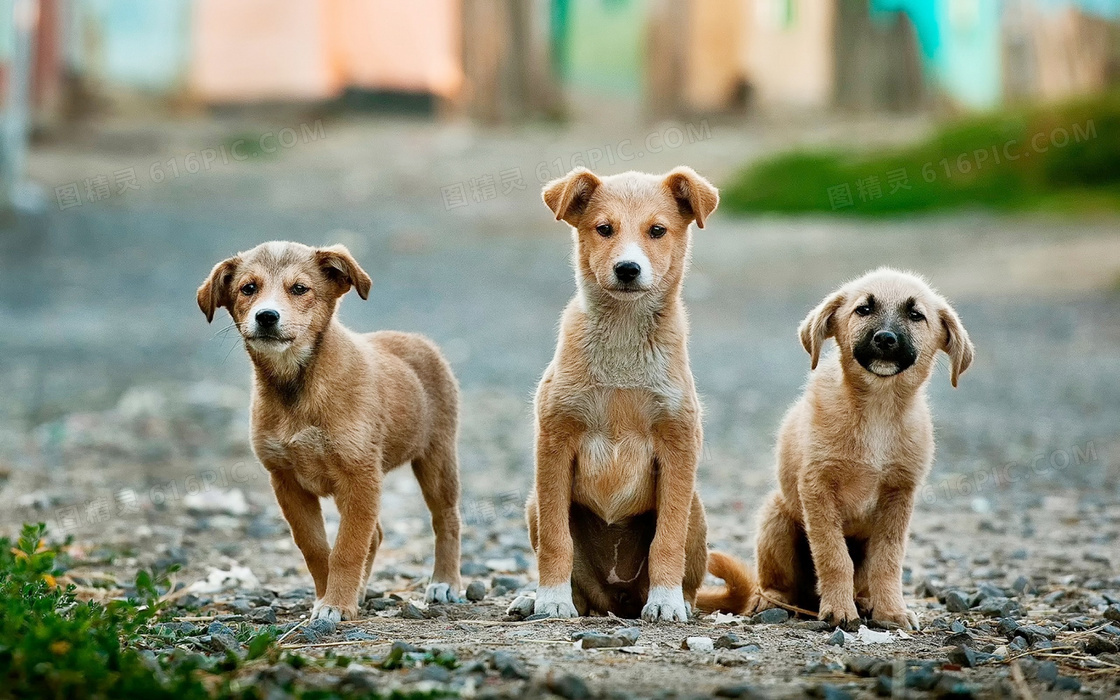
246, 334, 297, 348
603, 284, 650, 299
853, 349, 917, 377
865, 359, 905, 376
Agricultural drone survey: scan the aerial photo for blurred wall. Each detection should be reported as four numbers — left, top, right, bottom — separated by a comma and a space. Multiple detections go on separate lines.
191, 0, 462, 103
740, 0, 835, 109
66, 0, 192, 93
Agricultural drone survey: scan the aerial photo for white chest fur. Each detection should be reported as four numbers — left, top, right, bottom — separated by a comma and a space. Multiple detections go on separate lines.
570, 389, 658, 524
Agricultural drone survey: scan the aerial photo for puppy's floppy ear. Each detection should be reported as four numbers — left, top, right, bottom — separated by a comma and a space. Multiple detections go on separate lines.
663, 166, 719, 229
197, 256, 241, 323
798, 290, 845, 370
938, 302, 974, 388
542, 167, 602, 226
316, 245, 372, 300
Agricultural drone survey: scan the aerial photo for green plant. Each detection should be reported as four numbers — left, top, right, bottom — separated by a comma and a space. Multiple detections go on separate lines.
0, 524, 461, 699
721, 92, 1120, 216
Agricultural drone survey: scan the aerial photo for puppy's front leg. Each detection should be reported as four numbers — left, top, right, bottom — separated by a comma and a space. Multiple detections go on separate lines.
800, 469, 860, 626
315, 468, 381, 623
643, 419, 700, 622
531, 427, 579, 618
865, 488, 918, 630
271, 471, 330, 599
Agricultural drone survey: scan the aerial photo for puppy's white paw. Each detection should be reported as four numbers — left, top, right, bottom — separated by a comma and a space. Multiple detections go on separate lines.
641, 586, 689, 622
533, 583, 578, 619
311, 604, 344, 623
425, 582, 462, 604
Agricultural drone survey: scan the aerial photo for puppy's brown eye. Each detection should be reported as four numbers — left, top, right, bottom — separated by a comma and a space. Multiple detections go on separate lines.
290, 283, 309, 296
595, 223, 613, 237
908, 310, 925, 322
649, 224, 667, 239
240, 283, 257, 296
855, 304, 873, 316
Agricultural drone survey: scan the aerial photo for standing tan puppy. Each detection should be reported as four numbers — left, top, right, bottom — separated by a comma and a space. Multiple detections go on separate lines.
700, 269, 973, 630
511, 166, 728, 622
198, 241, 463, 622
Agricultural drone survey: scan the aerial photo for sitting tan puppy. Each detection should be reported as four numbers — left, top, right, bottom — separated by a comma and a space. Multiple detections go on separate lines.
197, 242, 463, 622
700, 269, 973, 630
511, 166, 731, 622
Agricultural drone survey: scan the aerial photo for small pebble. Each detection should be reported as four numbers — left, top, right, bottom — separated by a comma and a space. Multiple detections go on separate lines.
683, 636, 714, 652
749, 607, 789, 625
399, 602, 426, 620
465, 581, 487, 601
547, 673, 591, 700
826, 628, 846, 646
490, 651, 530, 679
249, 606, 277, 624
945, 590, 972, 613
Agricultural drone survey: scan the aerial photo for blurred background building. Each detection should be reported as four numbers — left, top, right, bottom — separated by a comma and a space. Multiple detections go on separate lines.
1, 0, 1119, 211
3, 0, 1119, 122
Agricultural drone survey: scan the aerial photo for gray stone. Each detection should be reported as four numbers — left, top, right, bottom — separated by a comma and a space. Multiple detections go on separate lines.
465, 581, 487, 601
342, 628, 378, 642
749, 607, 789, 624
713, 684, 767, 698
977, 596, 1020, 617
945, 590, 973, 613
1017, 624, 1055, 644
1081, 633, 1119, 655
548, 673, 591, 699
460, 561, 490, 577
506, 595, 535, 619
249, 606, 277, 624
947, 645, 978, 668
573, 627, 639, 649
826, 628, 845, 646
997, 617, 1020, 638
490, 651, 530, 679
399, 602, 426, 619
491, 575, 523, 591
419, 665, 452, 683
794, 620, 833, 632
300, 617, 338, 643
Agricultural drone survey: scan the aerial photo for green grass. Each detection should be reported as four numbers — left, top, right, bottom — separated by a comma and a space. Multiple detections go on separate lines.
0, 524, 458, 699
722, 92, 1120, 216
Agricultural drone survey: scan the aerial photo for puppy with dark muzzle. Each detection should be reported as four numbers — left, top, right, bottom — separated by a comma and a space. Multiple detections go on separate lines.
197, 241, 463, 622
698, 268, 974, 629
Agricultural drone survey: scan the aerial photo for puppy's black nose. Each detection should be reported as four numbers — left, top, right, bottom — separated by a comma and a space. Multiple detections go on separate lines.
256, 309, 280, 328
614, 261, 641, 283
873, 330, 898, 349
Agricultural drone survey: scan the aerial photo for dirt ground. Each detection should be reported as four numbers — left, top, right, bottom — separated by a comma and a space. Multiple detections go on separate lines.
1, 113, 1119, 698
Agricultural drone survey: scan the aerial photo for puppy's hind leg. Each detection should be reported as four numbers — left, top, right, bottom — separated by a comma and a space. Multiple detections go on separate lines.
358, 520, 385, 604
412, 441, 463, 604
754, 491, 803, 614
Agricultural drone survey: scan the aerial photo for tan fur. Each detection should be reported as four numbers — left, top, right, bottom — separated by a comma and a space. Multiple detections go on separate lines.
197, 241, 462, 621
721, 268, 973, 630
518, 166, 744, 622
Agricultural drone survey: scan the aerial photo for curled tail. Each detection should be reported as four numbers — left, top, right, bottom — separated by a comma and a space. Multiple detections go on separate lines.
694, 550, 757, 614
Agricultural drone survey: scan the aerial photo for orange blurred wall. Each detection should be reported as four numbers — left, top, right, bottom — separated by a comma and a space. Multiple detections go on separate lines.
191, 0, 462, 103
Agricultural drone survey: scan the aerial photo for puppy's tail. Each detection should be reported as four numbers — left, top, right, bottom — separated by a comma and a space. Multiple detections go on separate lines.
694, 550, 757, 614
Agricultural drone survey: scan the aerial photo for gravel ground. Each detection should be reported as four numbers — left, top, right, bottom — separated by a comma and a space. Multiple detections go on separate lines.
1, 114, 1119, 698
